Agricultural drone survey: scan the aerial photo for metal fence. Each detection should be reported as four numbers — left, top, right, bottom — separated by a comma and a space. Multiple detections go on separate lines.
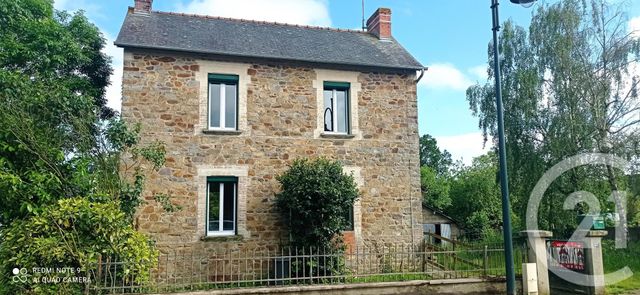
90, 242, 522, 294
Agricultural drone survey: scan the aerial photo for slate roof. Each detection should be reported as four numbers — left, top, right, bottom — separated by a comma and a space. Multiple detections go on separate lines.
422, 203, 461, 225
115, 10, 424, 72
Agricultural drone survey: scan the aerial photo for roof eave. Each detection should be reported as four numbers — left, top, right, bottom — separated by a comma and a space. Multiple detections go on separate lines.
114, 42, 424, 72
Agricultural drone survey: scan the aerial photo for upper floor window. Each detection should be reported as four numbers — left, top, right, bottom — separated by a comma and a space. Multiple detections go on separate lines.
206, 176, 237, 236
208, 74, 239, 130
323, 82, 350, 134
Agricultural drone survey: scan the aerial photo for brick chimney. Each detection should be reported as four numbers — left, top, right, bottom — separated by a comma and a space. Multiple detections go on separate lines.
134, 0, 152, 13
366, 8, 391, 40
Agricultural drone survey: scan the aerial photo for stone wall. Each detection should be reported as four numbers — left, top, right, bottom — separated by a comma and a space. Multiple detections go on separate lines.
155, 279, 515, 295
121, 49, 423, 254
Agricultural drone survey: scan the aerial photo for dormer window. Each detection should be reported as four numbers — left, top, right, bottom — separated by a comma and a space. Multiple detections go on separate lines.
208, 74, 239, 130
323, 82, 350, 134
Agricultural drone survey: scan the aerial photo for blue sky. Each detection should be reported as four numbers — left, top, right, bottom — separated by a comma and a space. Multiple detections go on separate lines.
53, 0, 640, 164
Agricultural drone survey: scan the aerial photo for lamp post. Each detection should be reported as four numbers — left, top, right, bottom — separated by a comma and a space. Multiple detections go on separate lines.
491, 0, 535, 294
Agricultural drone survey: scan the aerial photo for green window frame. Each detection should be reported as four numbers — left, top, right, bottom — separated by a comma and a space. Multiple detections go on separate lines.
323, 81, 350, 134
208, 74, 239, 131
206, 176, 238, 236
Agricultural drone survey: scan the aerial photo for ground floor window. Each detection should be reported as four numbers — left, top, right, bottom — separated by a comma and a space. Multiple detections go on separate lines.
343, 205, 354, 231
207, 176, 237, 236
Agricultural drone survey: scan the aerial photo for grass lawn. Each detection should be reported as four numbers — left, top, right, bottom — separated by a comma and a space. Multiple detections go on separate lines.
604, 240, 640, 294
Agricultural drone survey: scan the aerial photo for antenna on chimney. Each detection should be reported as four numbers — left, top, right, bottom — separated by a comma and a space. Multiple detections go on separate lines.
361, 0, 366, 31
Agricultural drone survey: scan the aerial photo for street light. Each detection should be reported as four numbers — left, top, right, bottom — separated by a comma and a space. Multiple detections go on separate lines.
510, 0, 536, 7
491, 0, 536, 295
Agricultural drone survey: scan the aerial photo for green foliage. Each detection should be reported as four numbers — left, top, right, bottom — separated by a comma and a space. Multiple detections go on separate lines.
466, 0, 639, 237
154, 193, 183, 213
0, 198, 158, 295
0, 0, 170, 293
0, 0, 171, 225
419, 134, 454, 210
106, 119, 167, 219
449, 153, 504, 237
603, 240, 640, 294
0, 0, 112, 225
275, 158, 359, 249
419, 134, 453, 176
420, 166, 451, 210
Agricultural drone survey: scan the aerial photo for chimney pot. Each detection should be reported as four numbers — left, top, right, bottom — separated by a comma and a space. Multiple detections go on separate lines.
134, 0, 153, 13
366, 8, 392, 40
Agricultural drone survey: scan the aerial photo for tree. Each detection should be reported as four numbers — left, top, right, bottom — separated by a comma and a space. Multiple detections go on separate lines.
420, 166, 451, 210
275, 158, 359, 249
467, 0, 640, 236
449, 153, 505, 237
419, 134, 454, 210
0, 0, 167, 293
419, 134, 453, 176
0, 0, 114, 225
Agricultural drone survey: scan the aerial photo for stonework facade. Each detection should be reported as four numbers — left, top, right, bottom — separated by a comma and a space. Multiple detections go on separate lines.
122, 49, 423, 253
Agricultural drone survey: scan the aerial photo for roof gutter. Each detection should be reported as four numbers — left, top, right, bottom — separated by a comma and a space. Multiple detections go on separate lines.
415, 66, 428, 83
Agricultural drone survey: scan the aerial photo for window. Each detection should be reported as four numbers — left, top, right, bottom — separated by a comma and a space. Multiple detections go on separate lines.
206, 176, 237, 236
208, 74, 239, 130
323, 82, 350, 134
343, 205, 354, 231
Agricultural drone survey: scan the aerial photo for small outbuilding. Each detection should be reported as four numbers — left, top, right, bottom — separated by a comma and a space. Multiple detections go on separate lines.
422, 204, 461, 245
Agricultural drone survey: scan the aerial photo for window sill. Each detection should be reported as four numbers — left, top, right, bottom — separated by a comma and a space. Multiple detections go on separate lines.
320, 132, 356, 139
200, 235, 244, 242
202, 129, 242, 135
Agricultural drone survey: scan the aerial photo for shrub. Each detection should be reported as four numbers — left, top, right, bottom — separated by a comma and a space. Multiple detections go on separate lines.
275, 158, 359, 279
0, 198, 158, 295
275, 158, 359, 250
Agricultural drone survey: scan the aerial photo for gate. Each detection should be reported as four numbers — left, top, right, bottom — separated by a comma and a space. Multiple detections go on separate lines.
546, 240, 591, 294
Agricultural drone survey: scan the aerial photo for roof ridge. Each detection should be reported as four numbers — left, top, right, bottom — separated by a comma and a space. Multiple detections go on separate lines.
151, 10, 370, 34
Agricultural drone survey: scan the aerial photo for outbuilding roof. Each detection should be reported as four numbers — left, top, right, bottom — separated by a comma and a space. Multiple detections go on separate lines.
115, 10, 424, 72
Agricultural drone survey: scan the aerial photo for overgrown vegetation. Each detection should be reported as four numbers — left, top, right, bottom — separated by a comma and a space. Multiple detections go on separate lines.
420, 135, 505, 238
0, 0, 170, 293
467, 0, 640, 237
275, 158, 359, 278
0, 199, 158, 294
422, 0, 640, 241
604, 240, 640, 294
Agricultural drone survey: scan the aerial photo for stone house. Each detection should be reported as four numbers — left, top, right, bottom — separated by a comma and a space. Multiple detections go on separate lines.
116, 0, 425, 253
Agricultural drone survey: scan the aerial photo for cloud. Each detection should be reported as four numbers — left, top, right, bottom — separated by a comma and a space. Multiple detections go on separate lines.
421, 63, 488, 91
176, 0, 331, 27
434, 132, 493, 166
629, 16, 640, 39
468, 65, 488, 82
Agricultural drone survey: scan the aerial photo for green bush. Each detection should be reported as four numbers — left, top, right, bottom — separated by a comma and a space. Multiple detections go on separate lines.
0, 198, 158, 295
275, 158, 358, 280
275, 158, 359, 249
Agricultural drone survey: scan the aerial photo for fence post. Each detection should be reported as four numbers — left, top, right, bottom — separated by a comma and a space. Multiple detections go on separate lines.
582, 230, 607, 295
521, 230, 552, 295
94, 254, 102, 293
483, 245, 488, 277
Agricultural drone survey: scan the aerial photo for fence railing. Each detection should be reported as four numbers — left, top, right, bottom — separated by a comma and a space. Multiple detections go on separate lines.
90, 242, 522, 294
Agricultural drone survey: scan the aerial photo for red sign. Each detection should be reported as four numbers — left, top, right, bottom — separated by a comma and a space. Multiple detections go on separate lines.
547, 240, 586, 272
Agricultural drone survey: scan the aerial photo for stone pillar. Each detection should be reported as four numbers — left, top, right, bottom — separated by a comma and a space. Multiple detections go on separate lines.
582, 230, 607, 295
521, 230, 553, 295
